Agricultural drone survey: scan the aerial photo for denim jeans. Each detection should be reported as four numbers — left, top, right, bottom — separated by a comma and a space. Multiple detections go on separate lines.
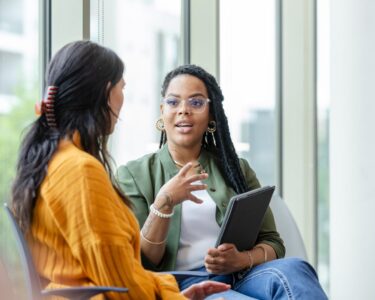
178, 257, 328, 300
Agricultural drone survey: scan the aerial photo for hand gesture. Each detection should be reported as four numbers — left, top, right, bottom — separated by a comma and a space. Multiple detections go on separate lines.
181, 280, 230, 300
204, 244, 249, 275
156, 162, 208, 208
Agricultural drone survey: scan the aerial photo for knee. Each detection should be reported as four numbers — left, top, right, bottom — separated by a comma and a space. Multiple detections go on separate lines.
271, 257, 318, 279
265, 258, 327, 299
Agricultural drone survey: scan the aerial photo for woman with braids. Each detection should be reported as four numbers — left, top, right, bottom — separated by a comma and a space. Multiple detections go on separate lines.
117, 64, 328, 299
10, 42, 230, 299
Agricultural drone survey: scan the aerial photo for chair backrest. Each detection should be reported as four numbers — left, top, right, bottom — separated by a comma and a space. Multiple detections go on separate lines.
269, 194, 308, 260
3, 203, 43, 300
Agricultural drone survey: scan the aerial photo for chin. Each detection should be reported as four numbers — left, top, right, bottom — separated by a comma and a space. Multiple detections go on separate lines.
107, 124, 116, 135
174, 137, 201, 148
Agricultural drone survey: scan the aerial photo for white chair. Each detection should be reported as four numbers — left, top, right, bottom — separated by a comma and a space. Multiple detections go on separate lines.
269, 194, 308, 260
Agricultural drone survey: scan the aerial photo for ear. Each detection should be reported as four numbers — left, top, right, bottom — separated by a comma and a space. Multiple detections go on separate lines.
209, 113, 214, 122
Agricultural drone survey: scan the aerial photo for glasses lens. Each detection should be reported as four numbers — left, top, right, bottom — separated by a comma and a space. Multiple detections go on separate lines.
188, 98, 206, 110
163, 97, 208, 112
164, 97, 180, 108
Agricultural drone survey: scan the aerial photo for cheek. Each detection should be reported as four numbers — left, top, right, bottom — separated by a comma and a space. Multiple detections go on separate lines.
162, 113, 174, 127
114, 92, 124, 111
119, 94, 124, 109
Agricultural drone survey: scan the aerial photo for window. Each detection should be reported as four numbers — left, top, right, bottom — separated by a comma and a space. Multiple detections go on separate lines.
0, 0, 40, 205
0, 0, 23, 34
0, 52, 23, 96
90, 0, 182, 166
0, 0, 41, 297
220, 0, 278, 186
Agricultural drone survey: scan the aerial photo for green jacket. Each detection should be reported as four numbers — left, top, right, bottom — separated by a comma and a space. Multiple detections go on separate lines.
117, 145, 285, 271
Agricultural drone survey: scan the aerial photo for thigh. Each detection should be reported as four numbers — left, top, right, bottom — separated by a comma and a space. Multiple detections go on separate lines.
177, 266, 233, 292
178, 274, 254, 300
205, 289, 259, 300
177, 266, 213, 290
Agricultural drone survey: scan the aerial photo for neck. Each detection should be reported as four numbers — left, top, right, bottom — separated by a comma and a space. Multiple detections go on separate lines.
167, 143, 201, 165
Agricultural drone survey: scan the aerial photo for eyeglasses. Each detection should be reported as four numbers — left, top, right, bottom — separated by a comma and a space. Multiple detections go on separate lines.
162, 97, 211, 113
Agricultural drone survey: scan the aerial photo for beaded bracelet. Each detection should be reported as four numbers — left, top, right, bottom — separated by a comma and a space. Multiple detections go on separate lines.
150, 203, 174, 218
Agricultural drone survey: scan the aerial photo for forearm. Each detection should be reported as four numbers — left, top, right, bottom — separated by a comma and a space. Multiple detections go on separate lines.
250, 243, 276, 267
140, 194, 174, 265
232, 243, 278, 271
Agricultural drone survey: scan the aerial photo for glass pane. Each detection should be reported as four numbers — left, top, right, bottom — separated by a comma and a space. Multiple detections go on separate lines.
0, 0, 24, 34
0, 0, 41, 297
0, 2, 40, 206
91, 0, 182, 166
220, 0, 277, 186
317, 0, 330, 295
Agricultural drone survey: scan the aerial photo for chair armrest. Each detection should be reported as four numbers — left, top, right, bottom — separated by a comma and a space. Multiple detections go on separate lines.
159, 270, 208, 281
41, 286, 128, 299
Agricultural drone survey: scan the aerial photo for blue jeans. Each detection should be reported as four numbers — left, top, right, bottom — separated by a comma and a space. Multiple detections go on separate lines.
178, 257, 328, 300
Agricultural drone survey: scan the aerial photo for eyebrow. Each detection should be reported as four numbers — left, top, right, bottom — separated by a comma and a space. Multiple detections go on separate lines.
166, 92, 206, 98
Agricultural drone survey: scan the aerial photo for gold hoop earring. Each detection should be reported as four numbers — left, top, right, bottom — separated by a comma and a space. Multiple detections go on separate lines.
156, 118, 165, 131
207, 120, 216, 133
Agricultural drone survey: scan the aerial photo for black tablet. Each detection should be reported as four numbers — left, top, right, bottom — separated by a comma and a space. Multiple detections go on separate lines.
215, 185, 275, 251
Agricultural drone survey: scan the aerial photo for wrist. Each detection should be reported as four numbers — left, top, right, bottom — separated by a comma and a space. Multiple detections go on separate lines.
239, 251, 252, 271
150, 203, 174, 218
155, 192, 174, 213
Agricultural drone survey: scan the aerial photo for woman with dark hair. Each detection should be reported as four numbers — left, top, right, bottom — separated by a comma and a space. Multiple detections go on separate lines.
118, 64, 328, 299
10, 42, 230, 299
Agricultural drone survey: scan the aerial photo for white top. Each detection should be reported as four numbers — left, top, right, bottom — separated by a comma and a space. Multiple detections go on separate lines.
175, 182, 221, 271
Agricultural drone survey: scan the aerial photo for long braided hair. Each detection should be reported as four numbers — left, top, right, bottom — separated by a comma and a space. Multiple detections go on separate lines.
11, 41, 130, 233
160, 64, 249, 194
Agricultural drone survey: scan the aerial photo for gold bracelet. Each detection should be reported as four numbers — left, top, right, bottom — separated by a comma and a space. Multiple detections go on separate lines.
140, 230, 166, 245
254, 244, 268, 263
246, 250, 254, 269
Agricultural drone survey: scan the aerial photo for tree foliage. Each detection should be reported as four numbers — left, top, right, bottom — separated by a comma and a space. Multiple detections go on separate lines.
0, 87, 36, 204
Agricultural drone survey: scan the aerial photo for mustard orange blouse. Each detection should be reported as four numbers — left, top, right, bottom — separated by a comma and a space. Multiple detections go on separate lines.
28, 134, 185, 299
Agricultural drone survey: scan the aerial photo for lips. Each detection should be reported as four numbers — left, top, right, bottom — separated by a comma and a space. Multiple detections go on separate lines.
175, 121, 193, 133
175, 121, 193, 128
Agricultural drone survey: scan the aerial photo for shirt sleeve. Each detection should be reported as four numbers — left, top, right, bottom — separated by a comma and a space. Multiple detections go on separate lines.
116, 164, 150, 228
116, 165, 171, 271
46, 156, 186, 300
239, 158, 286, 258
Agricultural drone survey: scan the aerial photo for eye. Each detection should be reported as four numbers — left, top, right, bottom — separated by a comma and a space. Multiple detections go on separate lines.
165, 98, 179, 107
189, 98, 205, 108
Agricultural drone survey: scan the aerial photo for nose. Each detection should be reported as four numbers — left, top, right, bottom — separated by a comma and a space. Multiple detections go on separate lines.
177, 99, 191, 115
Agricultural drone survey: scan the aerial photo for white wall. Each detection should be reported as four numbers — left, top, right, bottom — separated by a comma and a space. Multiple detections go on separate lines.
330, 0, 375, 298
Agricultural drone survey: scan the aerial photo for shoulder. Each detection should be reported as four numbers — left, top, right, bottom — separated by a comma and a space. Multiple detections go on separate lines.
48, 140, 107, 182
238, 157, 251, 170
118, 151, 160, 179
126, 152, 159, 169
238, 157, 260, 189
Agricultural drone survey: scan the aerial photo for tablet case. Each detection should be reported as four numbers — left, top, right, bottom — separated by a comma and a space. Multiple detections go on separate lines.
215, 185, 275, 251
